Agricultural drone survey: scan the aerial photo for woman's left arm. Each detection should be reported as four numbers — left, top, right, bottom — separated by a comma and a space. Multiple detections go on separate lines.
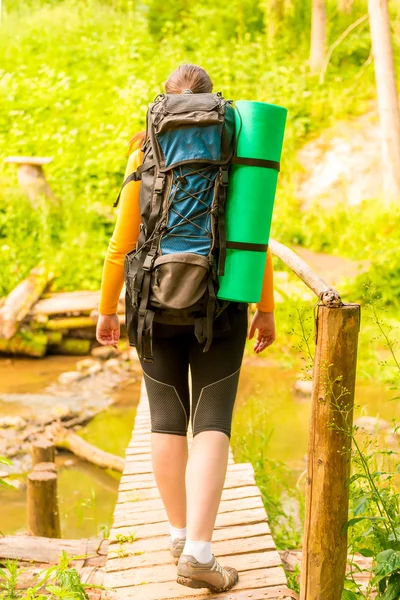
249, 247, 276, 353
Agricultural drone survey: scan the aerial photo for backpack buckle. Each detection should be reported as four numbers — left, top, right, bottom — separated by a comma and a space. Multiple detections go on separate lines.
142, 253, 155, 272
220, 168, 229, 186
154, 175, 165, 194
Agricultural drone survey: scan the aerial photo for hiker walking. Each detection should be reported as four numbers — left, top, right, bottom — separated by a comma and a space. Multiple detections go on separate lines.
97, 63, 275, 593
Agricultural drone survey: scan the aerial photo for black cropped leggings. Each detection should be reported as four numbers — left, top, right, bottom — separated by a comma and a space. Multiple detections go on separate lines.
139, 304, 248, 439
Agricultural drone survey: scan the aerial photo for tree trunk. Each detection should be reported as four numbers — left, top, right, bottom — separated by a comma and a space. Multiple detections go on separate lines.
338, 0, 353, 13
265, 0, 285, 46
310, 0, 327, 72
0, 264, 53, 339
368, 0, 400, 200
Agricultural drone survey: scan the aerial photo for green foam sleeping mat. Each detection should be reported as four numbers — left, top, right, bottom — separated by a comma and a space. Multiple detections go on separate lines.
217, 100, 288, 303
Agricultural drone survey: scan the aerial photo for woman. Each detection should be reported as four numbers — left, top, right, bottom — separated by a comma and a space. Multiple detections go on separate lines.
97, 64, 276, 593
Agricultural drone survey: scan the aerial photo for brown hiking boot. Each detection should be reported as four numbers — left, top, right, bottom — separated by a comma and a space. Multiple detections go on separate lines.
177, 554, 239, 592
170, 538, 186, 563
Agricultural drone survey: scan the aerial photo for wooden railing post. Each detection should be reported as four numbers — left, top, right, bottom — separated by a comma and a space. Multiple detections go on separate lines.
300, 303, 361, 600
268, 240, 361, 598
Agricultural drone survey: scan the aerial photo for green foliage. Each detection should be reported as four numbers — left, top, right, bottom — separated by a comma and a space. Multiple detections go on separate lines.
0, 0, 391, 296
0, 551, 105, 600
333, 303, 400, 599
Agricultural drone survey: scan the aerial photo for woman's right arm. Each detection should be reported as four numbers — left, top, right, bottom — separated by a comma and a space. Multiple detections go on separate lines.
96, 149, 143, 345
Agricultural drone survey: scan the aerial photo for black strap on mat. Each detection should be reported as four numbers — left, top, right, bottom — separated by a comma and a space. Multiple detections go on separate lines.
226, 241, 268, 252
231, 156, 280, 172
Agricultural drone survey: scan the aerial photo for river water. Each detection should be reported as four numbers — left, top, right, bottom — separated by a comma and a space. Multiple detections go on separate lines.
0, 354, 398, 538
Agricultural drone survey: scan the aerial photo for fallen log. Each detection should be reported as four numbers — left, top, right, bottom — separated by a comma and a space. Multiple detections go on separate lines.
0, 536, 107, 564
48, 337, 92, 355
29, 289, 125, 317
54, 427, 125, 473
45, 316, 96, 330
0, 264, 53, 339
0, 329, 48, 357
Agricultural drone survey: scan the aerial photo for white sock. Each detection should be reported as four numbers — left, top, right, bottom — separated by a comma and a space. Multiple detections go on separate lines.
170, 524, 187, 541
183, 540, 213, 563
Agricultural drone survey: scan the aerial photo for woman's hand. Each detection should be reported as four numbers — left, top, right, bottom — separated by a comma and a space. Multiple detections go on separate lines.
249, 310, 276, 354
96, 313, 120, 348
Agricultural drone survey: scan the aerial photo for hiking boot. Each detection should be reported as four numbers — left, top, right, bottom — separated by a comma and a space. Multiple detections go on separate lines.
176, 554, 239, 592
170, 538, 186, 563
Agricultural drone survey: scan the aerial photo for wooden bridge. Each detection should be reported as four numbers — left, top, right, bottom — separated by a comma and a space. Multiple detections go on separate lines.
102, 383, 294, 600
101, 238, 361, 600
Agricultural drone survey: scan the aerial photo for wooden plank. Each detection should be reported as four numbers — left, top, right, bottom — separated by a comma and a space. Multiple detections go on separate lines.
117, 484, 261, 504
120, 462, 254, 483
109, 521, 271, 545
112, 506, 269, 532
103, 587, 293, 600
106, 538, 280, 571
122, 456, 235, 476
107, 522, 272, 556
118, 468, 255, 492
113, 496, 264, 523
110, 509, 270, 541
105, 551, 282, 587
103, 567, 287, 599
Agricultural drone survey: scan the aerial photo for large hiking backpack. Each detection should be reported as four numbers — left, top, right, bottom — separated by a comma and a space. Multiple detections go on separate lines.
116, 92, 236, 363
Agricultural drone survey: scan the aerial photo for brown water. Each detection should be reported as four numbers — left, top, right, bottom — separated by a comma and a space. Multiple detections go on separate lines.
0, 355, 140, 538
235, 357, 399, 473
0, 354, 398, 538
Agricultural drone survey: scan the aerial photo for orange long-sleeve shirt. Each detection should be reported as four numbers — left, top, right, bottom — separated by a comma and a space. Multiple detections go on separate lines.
99, 149, 275, 315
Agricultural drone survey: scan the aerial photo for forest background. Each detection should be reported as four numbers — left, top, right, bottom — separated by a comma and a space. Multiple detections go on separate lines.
1, 0, 400, 306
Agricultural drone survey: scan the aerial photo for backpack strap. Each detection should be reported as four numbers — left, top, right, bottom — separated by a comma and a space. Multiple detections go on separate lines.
203, 274, 217, 353
113, 160, 157, 207
134, 172, 167, 362
133, 173, 166, 300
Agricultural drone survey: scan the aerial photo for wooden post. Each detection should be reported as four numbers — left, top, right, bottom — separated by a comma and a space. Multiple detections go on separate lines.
300, 303, 361, 600
4, 156, 60, 207
31, 440, 56, 466
27, 471, 61, 538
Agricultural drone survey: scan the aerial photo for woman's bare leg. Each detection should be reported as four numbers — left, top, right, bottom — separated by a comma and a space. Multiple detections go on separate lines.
151, 432, 188, 528
185, 430, 230, 540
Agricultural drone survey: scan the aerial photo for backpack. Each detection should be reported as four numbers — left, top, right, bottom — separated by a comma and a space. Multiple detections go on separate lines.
115, 92, 236, 363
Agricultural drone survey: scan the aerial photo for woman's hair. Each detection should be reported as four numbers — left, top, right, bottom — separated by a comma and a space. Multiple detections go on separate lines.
128, 63, 213, 154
